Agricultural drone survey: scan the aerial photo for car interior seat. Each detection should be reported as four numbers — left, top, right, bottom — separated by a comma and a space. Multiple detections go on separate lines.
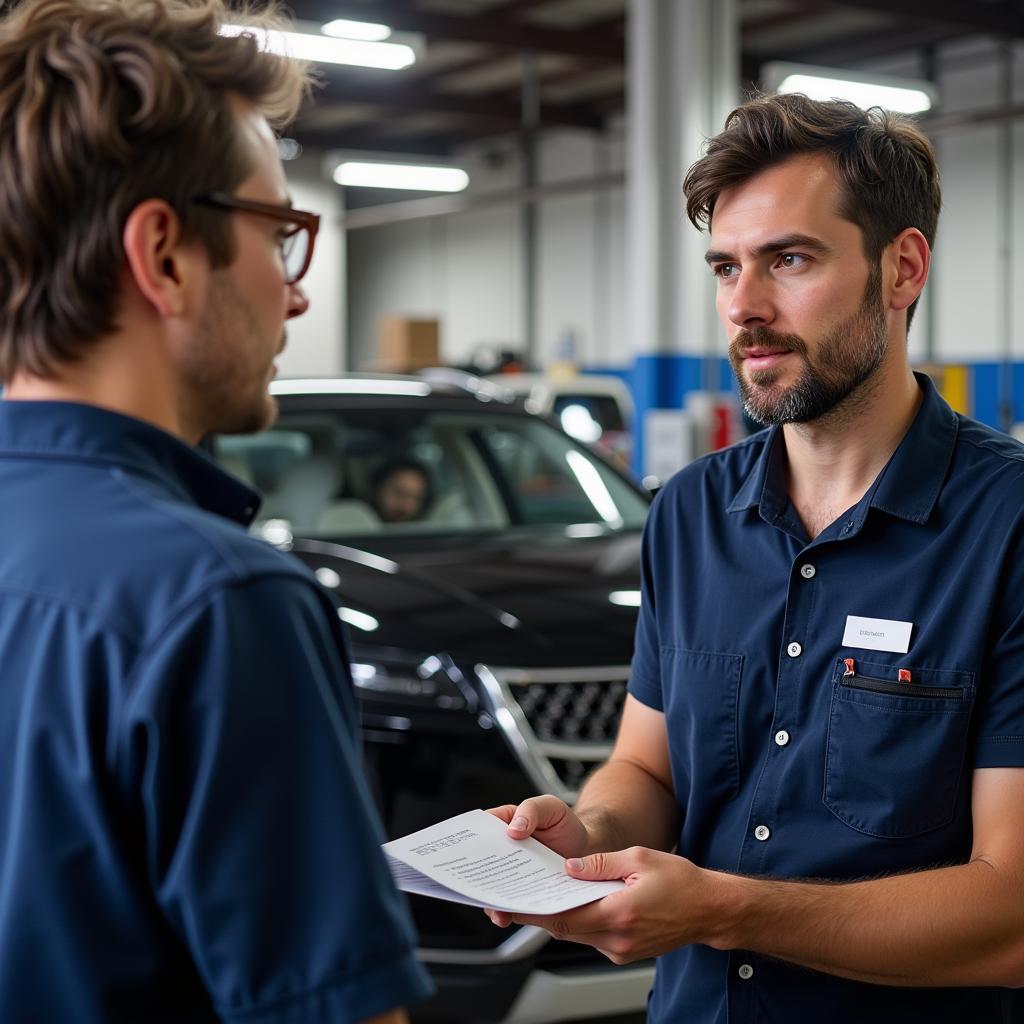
259, 455, 344, 533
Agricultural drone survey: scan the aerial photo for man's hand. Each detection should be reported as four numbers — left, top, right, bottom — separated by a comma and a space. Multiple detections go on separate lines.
487, 795, 591, 859
484, 846, 722, 964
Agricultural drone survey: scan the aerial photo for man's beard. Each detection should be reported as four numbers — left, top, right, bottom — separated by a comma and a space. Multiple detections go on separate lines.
729, 267, 887, 426
183, 272, 281, 437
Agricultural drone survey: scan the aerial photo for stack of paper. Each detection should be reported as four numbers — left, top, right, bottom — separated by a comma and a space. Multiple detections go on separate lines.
383, 809, 625, 914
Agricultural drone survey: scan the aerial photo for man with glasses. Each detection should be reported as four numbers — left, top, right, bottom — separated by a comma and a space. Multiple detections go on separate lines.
0, 1, 432, 1022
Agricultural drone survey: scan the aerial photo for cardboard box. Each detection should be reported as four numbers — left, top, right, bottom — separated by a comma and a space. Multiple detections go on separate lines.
375, 316, 440, 372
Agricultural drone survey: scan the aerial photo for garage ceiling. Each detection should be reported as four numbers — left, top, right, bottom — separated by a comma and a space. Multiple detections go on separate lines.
283, 0, 1024, 160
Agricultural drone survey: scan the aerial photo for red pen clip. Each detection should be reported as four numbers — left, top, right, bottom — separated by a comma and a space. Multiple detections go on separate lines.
898, 668, 912, 684
843, 658, 856, 677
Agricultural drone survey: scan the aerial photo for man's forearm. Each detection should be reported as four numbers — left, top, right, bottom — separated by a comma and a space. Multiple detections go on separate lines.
574, 756, 681, 855
709, 857, 1024, 988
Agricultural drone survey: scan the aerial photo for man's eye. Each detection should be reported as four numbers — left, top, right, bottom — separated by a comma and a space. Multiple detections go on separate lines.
778, 253, 807, 268
713, 263, 739, 279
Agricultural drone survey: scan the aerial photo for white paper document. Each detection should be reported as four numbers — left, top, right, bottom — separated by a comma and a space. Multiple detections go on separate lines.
382, 809, 626, 914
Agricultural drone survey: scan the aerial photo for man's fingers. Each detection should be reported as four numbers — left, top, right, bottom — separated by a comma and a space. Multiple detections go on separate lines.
501, 795, 573, 837
565, 847, 640, 880
485, 805, 518, 825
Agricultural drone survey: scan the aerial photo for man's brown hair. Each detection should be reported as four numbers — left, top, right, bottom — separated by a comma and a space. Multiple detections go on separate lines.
0, 0, 312, 380
683, 92, 941, 327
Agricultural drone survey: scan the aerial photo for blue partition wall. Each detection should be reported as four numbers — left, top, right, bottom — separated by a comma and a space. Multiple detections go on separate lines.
585, 359, 1024, 479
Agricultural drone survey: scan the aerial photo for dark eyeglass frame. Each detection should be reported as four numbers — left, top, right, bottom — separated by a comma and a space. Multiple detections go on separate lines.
192, 192, 321, 285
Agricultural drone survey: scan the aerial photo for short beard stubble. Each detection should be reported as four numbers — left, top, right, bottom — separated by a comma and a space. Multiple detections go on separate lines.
729, 265, 888, 427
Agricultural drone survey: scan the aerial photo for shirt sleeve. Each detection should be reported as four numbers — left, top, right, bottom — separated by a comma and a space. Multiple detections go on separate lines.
628, 490, 665, 711
122, 572, 434, 1023
972, 522, 1024, 768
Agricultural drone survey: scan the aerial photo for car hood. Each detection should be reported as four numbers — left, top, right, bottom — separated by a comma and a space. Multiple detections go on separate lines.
289, 530, 642, 667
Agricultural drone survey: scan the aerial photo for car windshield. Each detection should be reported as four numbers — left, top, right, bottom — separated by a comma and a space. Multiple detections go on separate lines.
212, 406, 648, 538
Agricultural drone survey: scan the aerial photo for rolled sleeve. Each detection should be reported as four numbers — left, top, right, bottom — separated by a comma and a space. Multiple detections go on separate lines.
122, 573, 434, 1023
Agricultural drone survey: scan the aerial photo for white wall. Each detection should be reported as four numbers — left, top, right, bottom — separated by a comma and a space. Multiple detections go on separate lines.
332, 36, 1024, 376
276, 157, 346, 377
345, 127, 627, 370
861, 38, 1024, 364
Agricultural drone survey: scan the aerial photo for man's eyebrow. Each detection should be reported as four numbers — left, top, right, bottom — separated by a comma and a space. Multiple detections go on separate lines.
704, 233, 834, 265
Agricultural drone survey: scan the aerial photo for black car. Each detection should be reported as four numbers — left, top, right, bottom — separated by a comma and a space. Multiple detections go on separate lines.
210, 372, 653, 1024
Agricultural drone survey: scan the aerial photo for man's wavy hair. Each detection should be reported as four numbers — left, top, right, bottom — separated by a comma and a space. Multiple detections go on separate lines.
0, 0, 312, 380
682, 93, 941, 327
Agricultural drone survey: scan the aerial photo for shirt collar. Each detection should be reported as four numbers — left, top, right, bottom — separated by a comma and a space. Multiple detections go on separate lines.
726, 372, 958, 526
0, 399, 260, 525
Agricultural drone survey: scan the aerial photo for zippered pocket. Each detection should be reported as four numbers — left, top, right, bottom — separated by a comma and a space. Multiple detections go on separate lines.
841, 674, 963, 701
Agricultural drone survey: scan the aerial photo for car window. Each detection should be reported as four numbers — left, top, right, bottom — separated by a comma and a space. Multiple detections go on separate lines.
476, 420, 642, 527
552, 394, 626, 433
211, 407, 648, 538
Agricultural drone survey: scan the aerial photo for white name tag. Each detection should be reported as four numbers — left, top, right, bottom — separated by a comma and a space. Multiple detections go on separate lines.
842, 615, 913, 654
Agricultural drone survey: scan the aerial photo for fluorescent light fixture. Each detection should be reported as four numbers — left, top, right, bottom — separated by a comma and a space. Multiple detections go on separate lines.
609, 590, 642, 608
333, 161, 470, 192
271, 379, 431, 397
219, 24, 414, 70
763, 62, 936, 114
322, 18, 391, 41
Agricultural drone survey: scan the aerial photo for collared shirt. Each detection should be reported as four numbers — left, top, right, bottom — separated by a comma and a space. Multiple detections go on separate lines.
629, 374, 1024, 1024
0, 400, 433, 1023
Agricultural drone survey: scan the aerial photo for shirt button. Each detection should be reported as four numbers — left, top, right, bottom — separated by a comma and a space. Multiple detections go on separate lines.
787, 641, 802, 658
799, 563, 816, 579
775, 729, 790, 747
738, 963, 754, 980
754, 824, 771, 841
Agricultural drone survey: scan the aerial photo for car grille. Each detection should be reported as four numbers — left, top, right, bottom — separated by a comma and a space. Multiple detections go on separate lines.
479, 665, 630, 801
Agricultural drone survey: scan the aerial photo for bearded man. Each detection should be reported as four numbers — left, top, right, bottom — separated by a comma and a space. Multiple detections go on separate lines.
488, 93, 1024, 1024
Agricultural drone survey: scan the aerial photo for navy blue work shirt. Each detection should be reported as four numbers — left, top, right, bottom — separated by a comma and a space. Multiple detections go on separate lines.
629, 374, 1024, 1023
0, 400, 433, 1023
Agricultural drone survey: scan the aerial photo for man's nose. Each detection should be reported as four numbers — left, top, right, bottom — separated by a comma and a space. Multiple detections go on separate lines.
726, 269, 775, 330
286, 282, 310, 320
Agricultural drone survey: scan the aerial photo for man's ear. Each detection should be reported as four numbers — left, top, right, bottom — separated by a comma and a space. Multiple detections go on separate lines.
122, 200, 204, 318
886, 227, 930, 313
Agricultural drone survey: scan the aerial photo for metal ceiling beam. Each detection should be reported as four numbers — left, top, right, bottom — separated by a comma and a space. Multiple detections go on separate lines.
311, 76, 606, 128
824, 0, 1024, 37
291, 2, 625, 59
295, 124, 455, 156
756, 21, 965, 68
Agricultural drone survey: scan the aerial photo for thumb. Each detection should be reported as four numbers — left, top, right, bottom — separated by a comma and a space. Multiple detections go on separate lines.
565, 849, 634, 881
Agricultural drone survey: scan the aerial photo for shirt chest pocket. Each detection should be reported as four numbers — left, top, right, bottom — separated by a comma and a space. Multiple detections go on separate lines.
823, 658, 975, 839
661, 648, 744, 804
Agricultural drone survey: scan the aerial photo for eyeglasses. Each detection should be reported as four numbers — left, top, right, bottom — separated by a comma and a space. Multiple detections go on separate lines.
192, 193, 321, 285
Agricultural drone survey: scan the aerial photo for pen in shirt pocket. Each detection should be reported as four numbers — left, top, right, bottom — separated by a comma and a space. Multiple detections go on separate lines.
842, 658, 913, 683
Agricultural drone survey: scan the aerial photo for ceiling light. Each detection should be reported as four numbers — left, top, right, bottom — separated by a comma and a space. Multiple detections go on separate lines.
322, 18, 392, 41
220, 24, 414, 70
333, 161, 470, 192
763, 62, 936, 114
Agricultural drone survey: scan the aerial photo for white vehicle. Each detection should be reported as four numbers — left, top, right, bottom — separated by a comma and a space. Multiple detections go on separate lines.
488, 372, 635, 469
